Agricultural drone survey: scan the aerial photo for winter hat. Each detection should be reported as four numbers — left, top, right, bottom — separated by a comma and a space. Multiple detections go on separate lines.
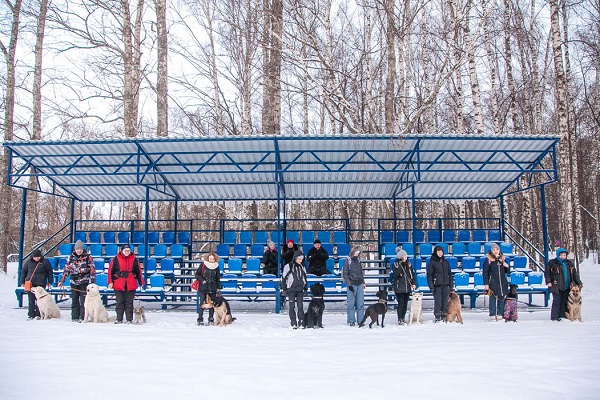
286, 239, 295, 245
121, 244, 131, 251
293, 250, 304, 261
32, 249, 42, 258
556, 247, 568, 257
74, 240, 84, 251
396, 250, 408, 260
490, 243, 500, 251
314, 239, 321, 244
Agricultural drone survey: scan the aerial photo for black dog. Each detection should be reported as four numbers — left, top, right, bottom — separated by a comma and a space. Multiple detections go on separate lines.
359, 290, 388, 328
214, 293, 236, 322
302, 283, 325, 329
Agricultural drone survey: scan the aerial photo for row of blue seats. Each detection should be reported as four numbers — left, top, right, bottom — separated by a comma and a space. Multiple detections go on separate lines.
223, 231, 348, 245
381, 229, 501, 244
74, 231, 191, 245
56, 243, 186, 260
390, 255, 531, 274
383, 242, 515, 258
216, 243, 351, 259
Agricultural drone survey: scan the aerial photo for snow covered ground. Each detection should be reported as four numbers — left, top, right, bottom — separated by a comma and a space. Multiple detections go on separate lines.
1, 258, 599, 400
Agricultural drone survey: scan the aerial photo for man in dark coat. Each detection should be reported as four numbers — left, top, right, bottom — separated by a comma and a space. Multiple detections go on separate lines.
261, 241, 279, 275
427, 246, 453, 322
307, 239, 330, 276
20, 249, 53, 320
280, 240, 298, 271
545, 248, 582, 321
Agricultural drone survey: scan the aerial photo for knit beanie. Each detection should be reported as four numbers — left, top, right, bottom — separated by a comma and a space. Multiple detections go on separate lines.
293, 250, 304, 261
74, 240, 84, 251
396, 250, 408, 260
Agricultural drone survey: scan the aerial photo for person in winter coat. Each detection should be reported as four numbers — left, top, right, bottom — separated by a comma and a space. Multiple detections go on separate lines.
108, 244, 143, 324
342, 246, 365, 326
482, 243, 510, 321
545, 248, 582, 321
280, 239, 298, 270
392, 250, 415, 325
195, 251, 221, 326
20, 249, 53, 320
261, 241, 279, 275
427, 245, 453, 322
307, 239, 330, 276
281, 250, 307, 328
59, 240, 96, 322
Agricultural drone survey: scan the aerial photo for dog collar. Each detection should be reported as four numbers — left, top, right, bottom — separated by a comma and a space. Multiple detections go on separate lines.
37, 294, 49, 299
312, 296, 324, 299
378, 299, 387, 304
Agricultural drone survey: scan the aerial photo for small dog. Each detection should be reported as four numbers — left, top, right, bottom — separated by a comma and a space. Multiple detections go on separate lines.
503, 284, 518, 322
359, 290, 388, 328
31, 286, 61, 319
202, 294, 235, 326
445, 291, 463, 324
303, 283, 325, 329
566, 285, 582, 322
408, 291, 423, 325
84, 283, 109, 323
133, 303, 146, 324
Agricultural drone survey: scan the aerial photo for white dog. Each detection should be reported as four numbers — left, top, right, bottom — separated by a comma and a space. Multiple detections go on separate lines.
407, 291, 424, 325
31, 286, 61, 319
84, 284, 109, 323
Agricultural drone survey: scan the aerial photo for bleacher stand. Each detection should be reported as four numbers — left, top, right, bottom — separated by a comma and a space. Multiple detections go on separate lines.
396, 230, 409, 243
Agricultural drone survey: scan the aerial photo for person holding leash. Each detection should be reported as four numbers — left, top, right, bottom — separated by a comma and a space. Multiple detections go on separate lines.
482, 243, 509, 321
545, 248, 582, 321
109, 244, 143, 324
59, 240, 96, 322
343, 246, 365, 326
195, 251, 221, 326
392, 249, 416, 325
281, 250, 307, 329
20, 249, 53, 320
427, 245, 453, 322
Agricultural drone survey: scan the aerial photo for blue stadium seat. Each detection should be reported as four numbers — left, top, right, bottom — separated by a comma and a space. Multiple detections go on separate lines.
162, 231, 175, 244
117, 232, 130, 244
473, 272, 485, 291
473, 229, 486, 242
500, 242, 514, 256
153, 244, 167, 259
336, 243, 350, 258
435, 243, 449, 255
59, 243, 73, 257
286, 231, 300, 243
380, 230, 394, 244
93, 258, 105, 273
149, 273, 165, 289
427, 230, 441, 243
221, 274, 238, 293
467, 242, 482, 255
227, 258, 243, 274
451, 242, 466, 256
245, 258, 261, 274
240, 274, 257, 292
321, 274, 338, 292
326, 258, 335, 273
333, 231, 347, 245
159, 258, 175, 279
89, 244, 103, 258
177, 231, 190, 244
88, 232, 101, 243
443, 230, 456, 243
301, 231, 315, 245
218, 259, 225, 273
411, 256, 423, 272
483, 242, 493, 255
144, 257, 157, 275
48, 257, 58, 271
216, 244, 230, 259
513, 256, 531, 273
132, 232, 144, 245
396, 230, 410, 243
147, 231, 160, 245
254, 231, 268, 244
96, 273, 108, 287
479, 257, 488, 271
270, 231, 281, 244
170, 244, 184, 260
447, 256, 459, 272
105, 244, 118, 259
413, 230, 425, 243
137, 244, 148, 259
317, 231, 331, 243
223, 231, 237, 245
103, 232, 115, 244
57, 258, 67, 271
488, 230, 501, 242
383, 243, 398, 258
416, 274, 430, 293
233, 244, 247, 258
74, 232, 87, 243
527, 271, 544, 286
458, 230, 471, 243
419, 243, 433, 257
510, 271, 526, 286
461, 256, 478, 273
239, 231, 253, 245
401, 243, 415, 256
453, 272, 470, 289
260, 274, 277, 292
322, 243, 333, 256
249, 244, 264, 258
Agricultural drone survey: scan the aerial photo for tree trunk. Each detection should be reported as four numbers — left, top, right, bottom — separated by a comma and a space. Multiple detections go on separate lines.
463, 0, 483, 134
261, 0, 283, 135
448, 0, 464, 134
155, 0, 168, 137
202, 0, 224, 135
384, 0, 396, 134
503, 0, 520, 133
482, 2, 501, 135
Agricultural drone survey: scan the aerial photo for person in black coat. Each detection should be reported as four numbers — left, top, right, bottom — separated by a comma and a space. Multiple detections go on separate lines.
545, 247, 582, 321
280, 239, 298, 271
392, 250, 415, 325
307, 239, 330, 276
426, 246, 453, 322
261, 241, 279, 275
195, 251, 221, 326
482, 243, 510, 321
20, 249, 54, 320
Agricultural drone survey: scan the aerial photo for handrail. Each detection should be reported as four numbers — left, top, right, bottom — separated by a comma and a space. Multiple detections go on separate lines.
504, 221, 546, 272
22, 222, 71, 260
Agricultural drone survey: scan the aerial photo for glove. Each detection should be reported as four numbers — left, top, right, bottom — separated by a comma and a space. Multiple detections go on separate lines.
348, 285, 355, 293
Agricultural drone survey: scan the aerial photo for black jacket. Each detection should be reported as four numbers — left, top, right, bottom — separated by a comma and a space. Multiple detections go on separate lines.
281, 244, 298, 267
261, 249, 279, 274
195, 265, 221, 293
545, 258, 582, 294
482, 256, 510, 298
426, 255, 452, 290
392, 259, 415, 294
20, 257, 53, 287
307, 247, 330, 276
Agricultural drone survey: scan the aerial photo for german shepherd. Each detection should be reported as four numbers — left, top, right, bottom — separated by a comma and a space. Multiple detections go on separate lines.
566, 285, 583, 322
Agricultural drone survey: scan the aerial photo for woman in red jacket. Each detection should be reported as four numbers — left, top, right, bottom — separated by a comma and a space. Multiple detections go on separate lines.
109, 244, 143, 324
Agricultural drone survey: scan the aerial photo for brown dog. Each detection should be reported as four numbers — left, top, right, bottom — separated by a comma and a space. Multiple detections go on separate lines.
566, 285, 582, 322
200, 295, 234, 326
445, 291, 463, 324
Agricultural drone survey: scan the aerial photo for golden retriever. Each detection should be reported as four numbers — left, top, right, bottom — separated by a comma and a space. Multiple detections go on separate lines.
31, 286, 61, 319
445, 291, 463, 324
566, 285, 583, 322
84, 283, 109, 323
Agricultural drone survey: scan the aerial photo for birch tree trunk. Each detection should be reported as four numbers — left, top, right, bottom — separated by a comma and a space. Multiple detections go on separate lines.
482, 2, 501, 135
122, 0, 137, 137
503, 0, 520, 133
384, 0, 396, 134
463, 0, 484, 134
448, 0, 464, 134
201, 0, 224, 136
0, 0, 23, 272
261, 0, 283, 135
155, 0, 168, 137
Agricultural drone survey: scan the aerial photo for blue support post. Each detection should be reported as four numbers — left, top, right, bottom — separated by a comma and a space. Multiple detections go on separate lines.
500, 195, 506, 241
393, 197, 397, 237
412, 186, 417, 259
17, 189, 27, 284
144, 187, 150, 287
541, 185, 550, 266
275, 190, 282, 314
70, 198, 76, 243
174, 200, 179, 237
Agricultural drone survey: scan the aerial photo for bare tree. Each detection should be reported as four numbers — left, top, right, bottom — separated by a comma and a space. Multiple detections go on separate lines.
155, 0, 168, 137
262, 0, 283, 135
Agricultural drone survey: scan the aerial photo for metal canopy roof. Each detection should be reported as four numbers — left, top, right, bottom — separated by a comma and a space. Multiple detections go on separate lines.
3, 134, 559, 202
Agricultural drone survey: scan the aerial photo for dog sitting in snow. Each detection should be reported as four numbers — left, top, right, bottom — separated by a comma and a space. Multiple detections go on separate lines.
302, 282, 325, 329
83, 283, 109, 323
31, 286, 61, 319
445, 291, 463, 324
566, 285, 582, 322
133, 303, 146, 324
408, 291, 423, 325
359, 290, 388, 328
202, 294, 235, 326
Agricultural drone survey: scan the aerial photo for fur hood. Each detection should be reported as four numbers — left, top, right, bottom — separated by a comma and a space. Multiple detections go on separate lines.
349, 246, 361, 258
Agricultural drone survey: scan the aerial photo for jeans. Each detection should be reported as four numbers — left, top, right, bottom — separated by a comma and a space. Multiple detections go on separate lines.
346, 284, 364, 324
287, 290, 304, 326
115, 290, 136, 322
489, 294, 505, 317
433, 285, 450, 319
550, 290, 569, 321
395, 292, 410, 321
70, 282, 88, 320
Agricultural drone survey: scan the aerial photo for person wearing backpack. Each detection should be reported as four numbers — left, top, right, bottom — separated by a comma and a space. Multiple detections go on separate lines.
195, 251, 221, 326
281, 250, 307, 329
342, 246, 365, 326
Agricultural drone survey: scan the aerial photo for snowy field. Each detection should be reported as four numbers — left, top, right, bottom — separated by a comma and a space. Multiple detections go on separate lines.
1, 258, 599, 400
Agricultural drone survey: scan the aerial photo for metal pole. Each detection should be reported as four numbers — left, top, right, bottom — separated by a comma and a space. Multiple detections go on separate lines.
17, 189, 27, 284
173, 200, 179, 238
275, 188, 282, 314
144, 187, 150, 287
541, 185, 550, 267
393, 197, 397, 240
412, 186, 417, 266
500, 195, 506, 242
70, 198, 76, 243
